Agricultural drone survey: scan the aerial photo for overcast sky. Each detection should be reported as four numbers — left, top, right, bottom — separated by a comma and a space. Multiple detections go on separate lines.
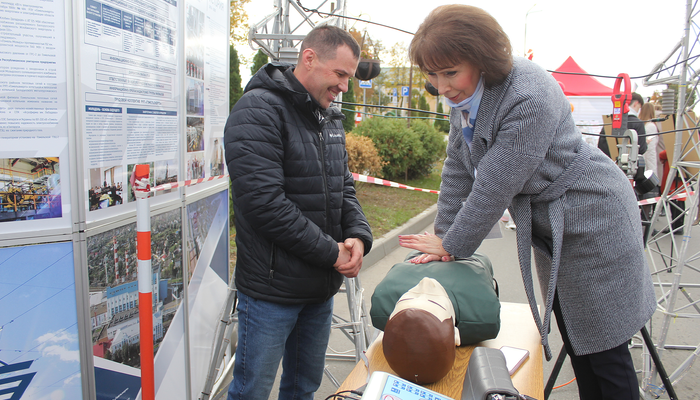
237, 0, 688, 98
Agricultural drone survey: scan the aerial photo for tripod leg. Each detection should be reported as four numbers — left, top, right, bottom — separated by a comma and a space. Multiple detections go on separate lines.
544, 344, 568, 400
640, 326, 678, 400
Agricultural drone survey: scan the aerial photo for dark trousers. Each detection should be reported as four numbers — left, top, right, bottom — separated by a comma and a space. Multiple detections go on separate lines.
553, 294, 639, 400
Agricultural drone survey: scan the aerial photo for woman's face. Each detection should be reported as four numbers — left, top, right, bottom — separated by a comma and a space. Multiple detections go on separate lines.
426, 61, 481, 103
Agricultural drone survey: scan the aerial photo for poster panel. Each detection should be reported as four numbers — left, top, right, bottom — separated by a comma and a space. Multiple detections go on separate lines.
79, 0, 181, 221
184, 0, 228, 183
0, 0, 72, 234
0, 242, 83, 399
86, 208, 184, 399
184, 189, 229, 400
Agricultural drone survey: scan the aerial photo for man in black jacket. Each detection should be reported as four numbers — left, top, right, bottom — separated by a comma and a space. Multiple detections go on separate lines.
224, 25, 372, 400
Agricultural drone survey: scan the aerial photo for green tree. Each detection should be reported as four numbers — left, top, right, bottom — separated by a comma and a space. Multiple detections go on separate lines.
412, 94, 429, 119
435, 101, 450, 133
230, 44, 243, 108
342, 78, 356, 132
348, 28, 384, 60
251, 49, 269, 76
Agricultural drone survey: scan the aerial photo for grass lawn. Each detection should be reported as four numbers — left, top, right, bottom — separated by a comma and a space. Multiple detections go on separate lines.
229, 164, 442, 272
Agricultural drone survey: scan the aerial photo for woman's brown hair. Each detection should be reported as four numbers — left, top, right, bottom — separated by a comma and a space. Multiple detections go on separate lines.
639, 102, 656, 122
409, 5, 513, 87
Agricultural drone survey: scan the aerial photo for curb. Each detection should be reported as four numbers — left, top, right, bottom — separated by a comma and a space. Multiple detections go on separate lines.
363, 204, 438, 268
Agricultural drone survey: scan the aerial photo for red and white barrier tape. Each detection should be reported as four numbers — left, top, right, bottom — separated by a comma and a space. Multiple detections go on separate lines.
151, 174, 228, 193
638, 191, 695, 206
351, 172, 699, 207
352, 172, 440, 194
151, 173, 439, 195
163, 173, 696, 208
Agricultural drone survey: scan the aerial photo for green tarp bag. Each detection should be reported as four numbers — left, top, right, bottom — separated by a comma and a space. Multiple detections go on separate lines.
370, 251, 501, 345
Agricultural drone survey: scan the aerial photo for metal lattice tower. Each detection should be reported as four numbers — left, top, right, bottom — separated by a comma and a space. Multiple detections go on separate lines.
248, 0, 348, 64
641, 0, 700, 396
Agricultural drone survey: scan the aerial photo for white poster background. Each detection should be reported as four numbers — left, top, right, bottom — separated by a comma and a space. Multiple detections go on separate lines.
0, 0, 72, 234
79, 0, 181, 222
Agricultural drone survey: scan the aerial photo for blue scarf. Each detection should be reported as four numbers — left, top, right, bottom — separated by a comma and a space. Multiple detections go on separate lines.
445, 76, 484, 148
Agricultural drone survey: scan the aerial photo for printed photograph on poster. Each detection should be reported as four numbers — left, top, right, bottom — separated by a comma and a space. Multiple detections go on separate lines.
126, 162, 154, 202
144, 19, 155, 39
88, 165, 124, 211
0, 242, 83, 400
186, 5, 205, 80
209, 137, 225, 177
186, 78, 204, 116
186, 152, 205, 180
87, 209, 183, 369
0, 157, 62, 222
154, 159, 179, 196
187, 117, 205, 152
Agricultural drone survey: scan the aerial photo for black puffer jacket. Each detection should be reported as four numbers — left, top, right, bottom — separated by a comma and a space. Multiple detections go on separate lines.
224, 63, 373, 304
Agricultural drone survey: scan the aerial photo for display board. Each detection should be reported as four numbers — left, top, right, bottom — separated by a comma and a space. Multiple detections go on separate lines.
184, 0, 228, 183
184, 190, 229, 399
0, 242, 83, 399
1, 0, 231, 398
79, 0, 182, 223
0, 0, 72, 234
87, 207, 186, 399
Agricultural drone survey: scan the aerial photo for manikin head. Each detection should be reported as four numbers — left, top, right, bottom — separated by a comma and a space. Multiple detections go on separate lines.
382, 278, 460, 384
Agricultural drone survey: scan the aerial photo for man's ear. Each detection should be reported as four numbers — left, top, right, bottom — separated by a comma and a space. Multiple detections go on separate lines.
300, 48, 316, 70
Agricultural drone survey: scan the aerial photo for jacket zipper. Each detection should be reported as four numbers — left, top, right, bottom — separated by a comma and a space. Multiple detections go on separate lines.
268, 244, 276, 280
317, 128, 334, 300
317, 130, 331, 233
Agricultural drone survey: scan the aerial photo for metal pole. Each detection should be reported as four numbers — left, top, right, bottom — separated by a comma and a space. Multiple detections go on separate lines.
135, 164, 155, 400
407, 64, 413, 128
363, 87, 366, 122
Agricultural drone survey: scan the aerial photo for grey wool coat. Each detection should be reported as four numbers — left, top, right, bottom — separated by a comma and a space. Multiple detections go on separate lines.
435, 57, 656, 359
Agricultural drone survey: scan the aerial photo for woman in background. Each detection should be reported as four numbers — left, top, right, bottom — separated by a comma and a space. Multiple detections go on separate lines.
639, 102, 660, 185
398, 5, 655, 399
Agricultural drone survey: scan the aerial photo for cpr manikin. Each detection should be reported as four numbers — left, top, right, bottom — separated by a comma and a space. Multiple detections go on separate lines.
382, 277, 460, 384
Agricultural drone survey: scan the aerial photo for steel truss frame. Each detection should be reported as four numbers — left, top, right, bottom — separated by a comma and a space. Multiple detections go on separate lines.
248, 0, 347, 63
641, 0, 700, 396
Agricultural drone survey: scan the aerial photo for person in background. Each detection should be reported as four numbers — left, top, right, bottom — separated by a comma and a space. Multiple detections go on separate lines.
653, 102, 666, 177
223, 25, 372, 400
639, 103, 660, 183
398, 5, 655, 400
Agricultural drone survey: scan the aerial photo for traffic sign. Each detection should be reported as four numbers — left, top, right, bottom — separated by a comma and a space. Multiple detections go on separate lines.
359, 80, 372, 89
401, 86, 409, 96
392, 87, 398, 97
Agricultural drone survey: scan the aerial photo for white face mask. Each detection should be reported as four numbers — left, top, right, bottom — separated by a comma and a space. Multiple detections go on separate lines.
389, 277, 461, 346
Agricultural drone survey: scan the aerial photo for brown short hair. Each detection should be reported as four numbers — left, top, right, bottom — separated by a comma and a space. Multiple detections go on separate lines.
299, 24, 360, 63
631, 92, 644, 107
409, 5, 512, 87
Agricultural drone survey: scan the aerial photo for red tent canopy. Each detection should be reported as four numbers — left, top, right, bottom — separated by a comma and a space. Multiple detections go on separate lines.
551, 56, 613, 97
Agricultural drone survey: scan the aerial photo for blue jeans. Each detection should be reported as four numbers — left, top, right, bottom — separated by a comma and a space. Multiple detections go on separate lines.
227, 292, 333, 400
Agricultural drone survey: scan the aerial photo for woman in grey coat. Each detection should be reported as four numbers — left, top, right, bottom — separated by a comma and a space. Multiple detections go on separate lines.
398, 5, 656, 399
